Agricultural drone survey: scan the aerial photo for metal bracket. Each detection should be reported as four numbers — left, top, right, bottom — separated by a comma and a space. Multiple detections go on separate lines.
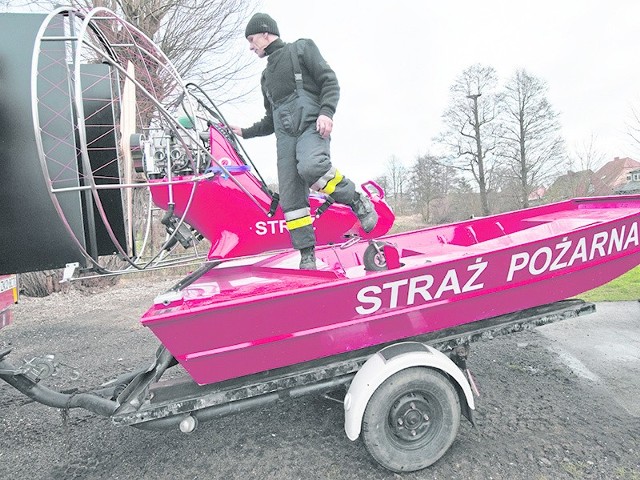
340, 235, 361, 250
61, 262, 80, 283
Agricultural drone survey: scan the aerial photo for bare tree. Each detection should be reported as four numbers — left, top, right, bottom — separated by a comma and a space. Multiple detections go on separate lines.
373, 175, 389, 195
485, 163, 525, 213
500, 69, 565, 208
570, 133, 606, 172
534, 132, 610, 202
409, 153, 455, 223
7, 0, 256, 103
627, 104, 640, 150
437, 64, 502, 216
384, 155, 409, 215
433, 177, 478, 224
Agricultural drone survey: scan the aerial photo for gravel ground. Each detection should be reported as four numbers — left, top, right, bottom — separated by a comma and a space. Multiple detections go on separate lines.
1, 275, 639, 480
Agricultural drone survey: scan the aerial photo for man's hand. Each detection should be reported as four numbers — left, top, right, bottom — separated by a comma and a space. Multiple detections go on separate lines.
230, 125, 243, 137
316, 115, 333, 139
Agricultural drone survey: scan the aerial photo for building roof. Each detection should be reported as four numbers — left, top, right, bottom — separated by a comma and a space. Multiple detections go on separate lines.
527, 186, 547, 202
595, 157, 640, 192
545, 169, 609, 201
614, 166, 640, 194
615, 181, 640, 194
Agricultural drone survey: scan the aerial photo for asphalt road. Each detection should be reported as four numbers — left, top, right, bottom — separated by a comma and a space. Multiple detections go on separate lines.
1, 283, 639, 479
538, 301, 640, 417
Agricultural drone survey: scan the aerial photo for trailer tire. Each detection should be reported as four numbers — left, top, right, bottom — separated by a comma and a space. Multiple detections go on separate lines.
361, 367, 460, 472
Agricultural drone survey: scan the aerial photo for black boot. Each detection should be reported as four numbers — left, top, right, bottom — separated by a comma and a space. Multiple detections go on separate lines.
349, 191, 379, 233
299, 246, 317, 270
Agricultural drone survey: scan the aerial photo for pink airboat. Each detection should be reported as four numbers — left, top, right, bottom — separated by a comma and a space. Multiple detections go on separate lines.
1, 8, 639, 473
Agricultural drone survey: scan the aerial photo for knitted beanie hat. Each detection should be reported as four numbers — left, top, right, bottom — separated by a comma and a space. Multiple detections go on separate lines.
244, 13, 279, 38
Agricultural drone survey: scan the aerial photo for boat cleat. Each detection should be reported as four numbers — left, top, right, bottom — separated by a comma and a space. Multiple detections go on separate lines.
154, 290, 184, 306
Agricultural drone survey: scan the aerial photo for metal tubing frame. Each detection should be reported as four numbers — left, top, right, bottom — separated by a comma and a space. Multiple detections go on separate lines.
132, 375, 354, 432
30, 7, 269, 275
0, 357, 117, 417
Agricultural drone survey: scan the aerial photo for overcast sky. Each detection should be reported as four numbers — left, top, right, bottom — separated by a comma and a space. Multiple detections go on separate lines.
225, 0, 640, 186
6, 1, 637, 187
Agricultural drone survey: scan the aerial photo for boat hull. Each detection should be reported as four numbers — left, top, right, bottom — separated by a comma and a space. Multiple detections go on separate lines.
142, 196, 640, 385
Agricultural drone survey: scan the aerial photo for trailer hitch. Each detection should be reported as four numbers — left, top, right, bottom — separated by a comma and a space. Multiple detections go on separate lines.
0, 349, 79, 382
0, 349, 116, 417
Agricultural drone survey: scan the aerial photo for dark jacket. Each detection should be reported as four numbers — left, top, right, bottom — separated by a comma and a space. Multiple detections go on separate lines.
242, 38, 340, 139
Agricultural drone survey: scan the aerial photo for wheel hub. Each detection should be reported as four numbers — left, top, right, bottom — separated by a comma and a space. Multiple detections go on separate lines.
373, 252, 386, 268
390, 394, 431, 442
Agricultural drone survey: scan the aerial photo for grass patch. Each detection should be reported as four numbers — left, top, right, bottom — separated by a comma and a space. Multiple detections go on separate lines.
614, 466, 640, 480
561, 461, 585, 478
577, 265, 640, 302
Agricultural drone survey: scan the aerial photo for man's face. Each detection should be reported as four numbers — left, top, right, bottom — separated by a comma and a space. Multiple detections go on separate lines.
247, 32, 270, 58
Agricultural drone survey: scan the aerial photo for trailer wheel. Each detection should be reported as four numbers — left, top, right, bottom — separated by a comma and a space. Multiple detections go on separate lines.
363, 242, 387, 271
362, 367, 460, 472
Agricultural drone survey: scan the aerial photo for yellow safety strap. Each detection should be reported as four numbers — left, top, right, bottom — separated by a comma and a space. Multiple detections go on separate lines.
320, 170, 344, 195
286, 216, 313, 230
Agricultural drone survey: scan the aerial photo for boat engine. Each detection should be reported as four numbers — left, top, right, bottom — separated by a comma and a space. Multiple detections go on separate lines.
132, 129, 208, 179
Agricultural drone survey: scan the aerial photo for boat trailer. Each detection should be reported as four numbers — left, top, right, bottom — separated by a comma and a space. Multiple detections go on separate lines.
0, 298, 594, 472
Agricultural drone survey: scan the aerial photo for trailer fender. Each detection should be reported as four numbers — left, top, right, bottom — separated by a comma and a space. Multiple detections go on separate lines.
343, 342, 475, 441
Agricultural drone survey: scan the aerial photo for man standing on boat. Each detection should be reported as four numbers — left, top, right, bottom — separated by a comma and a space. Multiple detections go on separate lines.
231, 13, 378, 270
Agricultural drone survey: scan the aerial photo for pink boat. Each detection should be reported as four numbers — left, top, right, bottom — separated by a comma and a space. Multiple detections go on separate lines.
142, 194, 640, 386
